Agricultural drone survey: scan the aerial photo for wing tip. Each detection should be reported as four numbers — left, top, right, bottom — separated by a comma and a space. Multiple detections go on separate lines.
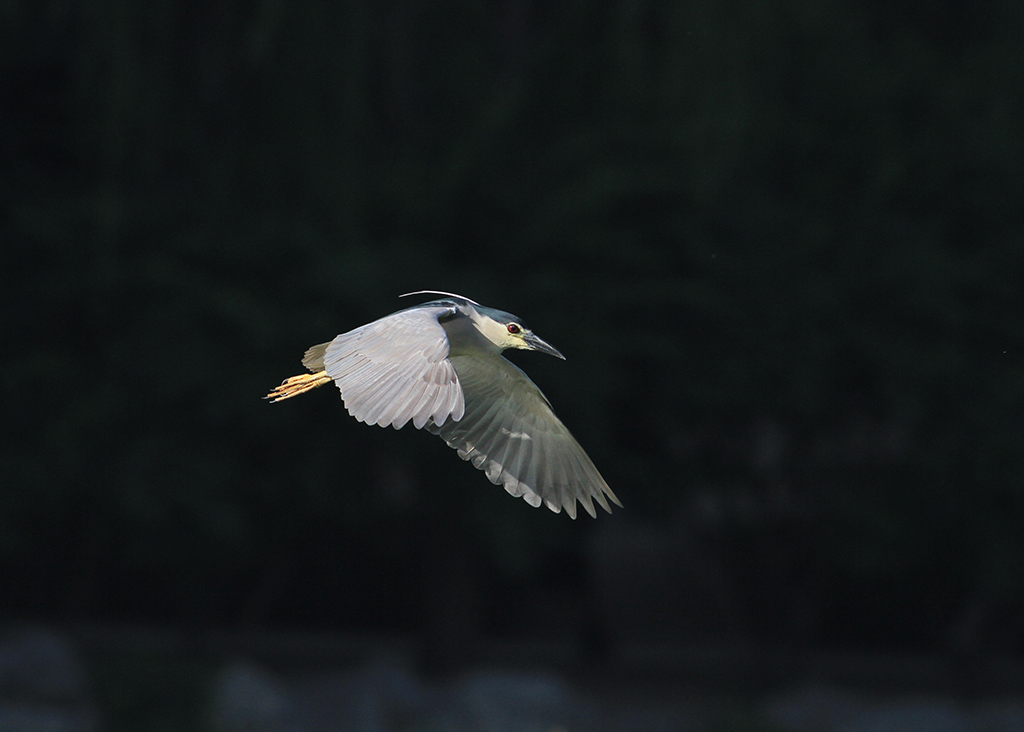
603, 485, 624, 510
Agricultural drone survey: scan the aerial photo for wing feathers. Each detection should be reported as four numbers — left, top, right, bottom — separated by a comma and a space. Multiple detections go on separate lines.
428, 354, 619, 518
322, 306, 463, 430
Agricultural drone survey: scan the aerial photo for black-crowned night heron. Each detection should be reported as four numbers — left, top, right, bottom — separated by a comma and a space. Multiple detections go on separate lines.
266, 291, 621, 518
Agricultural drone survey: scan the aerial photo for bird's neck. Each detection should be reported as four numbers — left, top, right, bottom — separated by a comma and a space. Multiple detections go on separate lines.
443, 311, 505, 357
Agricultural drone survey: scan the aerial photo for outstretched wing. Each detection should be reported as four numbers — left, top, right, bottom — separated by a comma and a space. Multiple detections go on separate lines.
322, 305, 465, 430
427, 354, 620, 518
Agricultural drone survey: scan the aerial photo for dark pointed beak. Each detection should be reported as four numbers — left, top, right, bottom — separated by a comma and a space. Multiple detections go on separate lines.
524, 332, 566, 360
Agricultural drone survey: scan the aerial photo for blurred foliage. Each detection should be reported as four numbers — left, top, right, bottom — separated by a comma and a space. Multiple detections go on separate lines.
2, 0, 1022, 652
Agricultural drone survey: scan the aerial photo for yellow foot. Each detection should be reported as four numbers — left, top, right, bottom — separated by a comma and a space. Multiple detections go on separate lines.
265, 371, 333, 402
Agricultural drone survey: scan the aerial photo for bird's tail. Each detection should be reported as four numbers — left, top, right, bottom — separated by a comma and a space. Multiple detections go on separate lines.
265, 371, 333, 402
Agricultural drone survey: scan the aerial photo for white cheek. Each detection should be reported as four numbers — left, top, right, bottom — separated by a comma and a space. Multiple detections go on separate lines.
474, 317, 516, 349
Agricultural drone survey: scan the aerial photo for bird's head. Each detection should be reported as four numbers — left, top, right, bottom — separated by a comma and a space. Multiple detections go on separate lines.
473, 306, 566, 359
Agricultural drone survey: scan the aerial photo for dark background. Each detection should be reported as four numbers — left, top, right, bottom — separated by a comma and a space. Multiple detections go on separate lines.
3, 0, 1022, 677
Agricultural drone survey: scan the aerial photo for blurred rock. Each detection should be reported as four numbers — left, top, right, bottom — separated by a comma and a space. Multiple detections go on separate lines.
764, 684, 1024, 732
212, 655, 590, 732
442, 669, 584, 732
841, 700, 968, 732
211, 661, 297, 732
0, 627, 87, 701
764, 684, 868, 731
0, 626, 97, 732
208, 654, 1024, 732
974, 700, 1024, 732
289, 654, 426, 732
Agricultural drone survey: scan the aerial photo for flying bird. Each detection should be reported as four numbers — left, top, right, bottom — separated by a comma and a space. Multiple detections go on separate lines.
266, 291, 620, 518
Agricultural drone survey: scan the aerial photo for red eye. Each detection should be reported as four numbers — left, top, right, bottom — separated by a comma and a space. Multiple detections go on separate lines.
507, 323, 521, 334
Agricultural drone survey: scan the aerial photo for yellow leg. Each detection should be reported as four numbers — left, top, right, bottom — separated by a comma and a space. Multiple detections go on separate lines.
265, 371, 333, 402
